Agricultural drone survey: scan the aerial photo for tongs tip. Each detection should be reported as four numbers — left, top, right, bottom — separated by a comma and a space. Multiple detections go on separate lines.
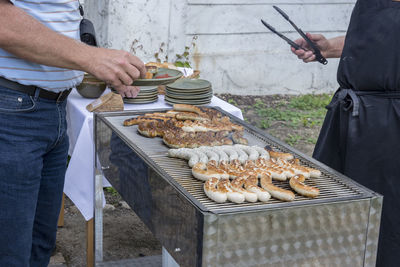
263, 5, 328, 65
272, 5, 289, 20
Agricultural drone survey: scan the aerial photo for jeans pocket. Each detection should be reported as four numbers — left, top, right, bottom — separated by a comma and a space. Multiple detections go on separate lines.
0, 87, 37, 113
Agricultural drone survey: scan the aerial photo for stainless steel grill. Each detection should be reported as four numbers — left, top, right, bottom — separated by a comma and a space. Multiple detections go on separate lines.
94, 108, 382, 267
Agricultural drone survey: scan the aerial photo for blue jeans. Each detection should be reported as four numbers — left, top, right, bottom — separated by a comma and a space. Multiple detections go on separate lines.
0, 86, 69, 267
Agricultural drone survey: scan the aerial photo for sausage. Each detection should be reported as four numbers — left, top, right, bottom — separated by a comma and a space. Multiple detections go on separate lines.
192, 162, 228, 181
197, 146, 220, 162
234, 144, 259, 161
273, 158, 311, 178
218, 161, 243, 178
231, 131, 249, 145
230, 177, 258, 203
244, 175, 271, 202
192, 150, 209, 164
259, 174, 295, 201
173, 103, 204, 115
210, 147, 230, 163
175, 112, 210, 122
263, 167, 287, 181
123, 116, 169, 126
204, 177, 227, 203
217, 178, 245, 204
289, 175, 320, 198
265, 147, 294, 160
168, 148, 199, 167
231, 146, 248, 164
219, 145, 239, 162
252, 146, 270, 160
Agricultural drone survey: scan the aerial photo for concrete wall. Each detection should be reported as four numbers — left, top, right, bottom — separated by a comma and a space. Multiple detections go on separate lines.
84, 0, 356, 95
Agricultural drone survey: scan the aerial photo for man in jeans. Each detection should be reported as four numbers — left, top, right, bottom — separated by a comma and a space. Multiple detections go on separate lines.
0, 1, 146, 266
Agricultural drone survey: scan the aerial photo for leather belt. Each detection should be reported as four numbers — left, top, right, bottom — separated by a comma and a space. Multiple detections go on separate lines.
0, 76, 72, 102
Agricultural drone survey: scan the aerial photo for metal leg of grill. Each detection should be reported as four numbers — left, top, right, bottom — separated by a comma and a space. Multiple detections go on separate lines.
94, 172, 104, 264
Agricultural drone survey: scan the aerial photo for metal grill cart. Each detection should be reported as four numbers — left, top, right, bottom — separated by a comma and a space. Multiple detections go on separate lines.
94, 108, 382, 267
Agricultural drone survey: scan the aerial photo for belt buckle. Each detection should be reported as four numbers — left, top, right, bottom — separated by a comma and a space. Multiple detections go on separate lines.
56, 88, 71, 102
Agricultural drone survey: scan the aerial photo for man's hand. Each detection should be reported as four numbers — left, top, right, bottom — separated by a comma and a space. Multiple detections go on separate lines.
291, 33, 345, 63
85, 47, 146, 98
291, 33, 330, 63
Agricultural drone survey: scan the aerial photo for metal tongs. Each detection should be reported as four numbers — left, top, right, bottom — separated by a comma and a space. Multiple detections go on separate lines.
261, 6, 328, 65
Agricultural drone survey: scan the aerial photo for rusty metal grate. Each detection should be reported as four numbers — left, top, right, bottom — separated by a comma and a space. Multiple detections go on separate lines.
102, 108, 368, 214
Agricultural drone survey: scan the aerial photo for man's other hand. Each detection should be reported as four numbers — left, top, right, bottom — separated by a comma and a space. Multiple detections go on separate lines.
86, 48, 146, 98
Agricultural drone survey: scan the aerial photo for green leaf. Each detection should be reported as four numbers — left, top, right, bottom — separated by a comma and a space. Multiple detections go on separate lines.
175, 61, 184, 67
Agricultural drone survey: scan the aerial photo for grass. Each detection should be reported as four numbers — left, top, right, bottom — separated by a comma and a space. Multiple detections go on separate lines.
248, 94, 332, 147
285, 134, 302, 146
289, 94, 331, 110
104, 187, 119, 197
227, 98, 238, 106
253, 94, 331, 130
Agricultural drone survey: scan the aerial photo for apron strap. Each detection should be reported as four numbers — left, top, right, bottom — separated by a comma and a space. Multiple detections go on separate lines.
327, 88, 360, 117
326, 88, 400, 117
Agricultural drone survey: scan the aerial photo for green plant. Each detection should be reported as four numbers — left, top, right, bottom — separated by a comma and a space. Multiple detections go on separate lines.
254, 99, 266, 110
227, 98, 238, 106
104, 187, 119, 197
154, 42, 167, 63
306, 137, 318, 144
258, 119, 271, 129
252, 94, 331, 129
285, 134, 302, 146
289, 94, 332, 110
174, 35, 198, 68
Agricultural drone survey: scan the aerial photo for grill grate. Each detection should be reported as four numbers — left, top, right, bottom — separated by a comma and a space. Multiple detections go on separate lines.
104, 109, 367, 214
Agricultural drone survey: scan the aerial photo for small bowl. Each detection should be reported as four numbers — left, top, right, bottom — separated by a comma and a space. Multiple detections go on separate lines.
76, 81, 107, 99
83, 73, 102, 83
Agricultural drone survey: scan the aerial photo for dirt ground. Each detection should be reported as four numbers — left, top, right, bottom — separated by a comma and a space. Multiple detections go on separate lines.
55, 94, 326, 267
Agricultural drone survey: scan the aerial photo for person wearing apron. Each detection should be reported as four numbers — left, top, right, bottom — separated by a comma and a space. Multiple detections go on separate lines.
292, 1, 400, 265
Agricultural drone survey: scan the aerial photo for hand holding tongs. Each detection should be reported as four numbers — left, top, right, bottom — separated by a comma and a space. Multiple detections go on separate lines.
261, 6, 328, 65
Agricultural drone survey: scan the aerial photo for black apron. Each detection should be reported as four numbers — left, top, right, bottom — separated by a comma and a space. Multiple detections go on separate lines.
313, 1, 400, 266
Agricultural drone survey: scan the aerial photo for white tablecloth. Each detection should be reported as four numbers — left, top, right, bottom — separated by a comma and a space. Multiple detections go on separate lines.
64, 89, 244, 221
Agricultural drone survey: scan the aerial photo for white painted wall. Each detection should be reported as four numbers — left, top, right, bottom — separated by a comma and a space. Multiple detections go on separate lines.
84, 0, 356, 95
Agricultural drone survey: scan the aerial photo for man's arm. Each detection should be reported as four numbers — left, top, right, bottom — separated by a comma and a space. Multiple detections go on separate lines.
291, 34, 345, 63
0, 0, 146, 98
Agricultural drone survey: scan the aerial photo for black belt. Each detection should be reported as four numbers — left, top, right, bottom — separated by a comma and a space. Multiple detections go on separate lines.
0, 76, 72, 102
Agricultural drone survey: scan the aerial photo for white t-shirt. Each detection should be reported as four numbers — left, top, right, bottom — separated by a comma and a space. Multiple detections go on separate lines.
0, 0, 84, 92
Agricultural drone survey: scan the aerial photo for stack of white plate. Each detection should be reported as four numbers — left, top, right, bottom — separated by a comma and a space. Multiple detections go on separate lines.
121, 86, 159, 104
165, 79, 212, 106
